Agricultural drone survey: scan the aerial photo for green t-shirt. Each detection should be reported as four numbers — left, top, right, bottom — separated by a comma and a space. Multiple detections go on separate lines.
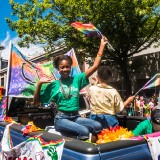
40, 72, 89, 112
132, 119, 153, 136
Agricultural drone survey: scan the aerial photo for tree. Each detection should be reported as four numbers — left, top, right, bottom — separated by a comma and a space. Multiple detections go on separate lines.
7, 0, 160, 95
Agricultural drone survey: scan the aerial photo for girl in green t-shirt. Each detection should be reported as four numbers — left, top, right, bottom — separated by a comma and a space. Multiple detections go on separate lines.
33, 36, 108, 142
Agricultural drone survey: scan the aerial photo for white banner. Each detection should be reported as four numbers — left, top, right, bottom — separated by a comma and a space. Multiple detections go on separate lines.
147, 136, 160, 160
1, 123, 65, 160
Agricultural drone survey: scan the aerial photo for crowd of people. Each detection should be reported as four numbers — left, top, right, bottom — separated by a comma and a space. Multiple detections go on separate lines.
125, 93, 159, 118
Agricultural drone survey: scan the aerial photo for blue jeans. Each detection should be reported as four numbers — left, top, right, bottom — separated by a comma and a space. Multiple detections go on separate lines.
90, 114, 119, 129
54, 112, 102, 140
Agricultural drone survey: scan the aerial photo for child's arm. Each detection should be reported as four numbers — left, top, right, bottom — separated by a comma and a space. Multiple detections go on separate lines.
124, 96, 135, 107
85, 36, 108, 78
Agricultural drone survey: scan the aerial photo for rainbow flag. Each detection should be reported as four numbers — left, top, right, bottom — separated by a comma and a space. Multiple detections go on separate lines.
71, 21, 102, 37
6, 44, 80, 98
143, 74, 160, 89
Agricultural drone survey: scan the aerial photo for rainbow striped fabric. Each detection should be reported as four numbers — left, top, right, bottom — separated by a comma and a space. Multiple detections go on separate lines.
71, 21, 102, 37
143, 74, 160, 89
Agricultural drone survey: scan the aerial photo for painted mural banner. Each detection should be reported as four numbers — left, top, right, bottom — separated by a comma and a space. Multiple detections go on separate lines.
6, 43, 80, 98
1, 123, 65, 160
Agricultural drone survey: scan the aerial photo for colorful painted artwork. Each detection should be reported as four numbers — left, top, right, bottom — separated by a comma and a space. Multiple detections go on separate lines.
6, 44, 80, 98
1, 123, 65, 160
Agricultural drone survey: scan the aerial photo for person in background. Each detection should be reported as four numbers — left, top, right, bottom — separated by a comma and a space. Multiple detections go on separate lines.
125, 102, 133, 116
132, 109, 160, 136
33, 36, 108, 142
155, 94, 159, 106
139, 96, 145, 117
149, 97, 155, 111
88, 65, 135, 129
133, 95, 140, 116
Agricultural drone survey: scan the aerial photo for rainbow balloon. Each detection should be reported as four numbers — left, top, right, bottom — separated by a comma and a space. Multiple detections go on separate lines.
71, 21, 102, 37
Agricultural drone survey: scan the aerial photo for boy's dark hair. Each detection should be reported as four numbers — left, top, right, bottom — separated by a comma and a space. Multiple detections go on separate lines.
151, 109, 160, 124
97, 65, 112, 82
53, 55, 73, 69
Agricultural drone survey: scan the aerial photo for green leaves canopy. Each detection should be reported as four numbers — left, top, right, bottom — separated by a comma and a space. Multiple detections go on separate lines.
7, 0, 160, 54
7, 0, 160, 94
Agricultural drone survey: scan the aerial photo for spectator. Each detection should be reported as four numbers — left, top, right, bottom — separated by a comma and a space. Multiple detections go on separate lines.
139, 96, 145, 117
149, 97, 155, 111
33, 36, 108, 142
134, 95, 140, 116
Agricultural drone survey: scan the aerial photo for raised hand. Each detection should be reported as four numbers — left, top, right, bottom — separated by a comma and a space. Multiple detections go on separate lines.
38, 77, 54, 84
101, 36, 108, 46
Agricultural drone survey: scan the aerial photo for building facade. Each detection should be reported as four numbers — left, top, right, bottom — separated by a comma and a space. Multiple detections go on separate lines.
110, 50, 160, 97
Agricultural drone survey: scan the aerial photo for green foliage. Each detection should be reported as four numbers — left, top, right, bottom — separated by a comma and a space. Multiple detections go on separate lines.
7, 0, 160, 94
7, 0, 160, 54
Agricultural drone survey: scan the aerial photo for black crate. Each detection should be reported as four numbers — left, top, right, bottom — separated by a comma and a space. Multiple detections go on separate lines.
18, 112, 54, 129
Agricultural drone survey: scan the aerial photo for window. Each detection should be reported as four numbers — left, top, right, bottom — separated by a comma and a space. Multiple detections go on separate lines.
1, 77, 4, 86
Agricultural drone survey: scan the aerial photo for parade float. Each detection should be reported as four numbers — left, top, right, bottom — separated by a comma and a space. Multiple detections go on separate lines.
0, 22, 160, 159
1, 44, 160, 160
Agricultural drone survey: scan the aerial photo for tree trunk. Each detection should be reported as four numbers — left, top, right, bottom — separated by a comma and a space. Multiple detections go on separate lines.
118, 58, 132, 96
121, 68, 132, 96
